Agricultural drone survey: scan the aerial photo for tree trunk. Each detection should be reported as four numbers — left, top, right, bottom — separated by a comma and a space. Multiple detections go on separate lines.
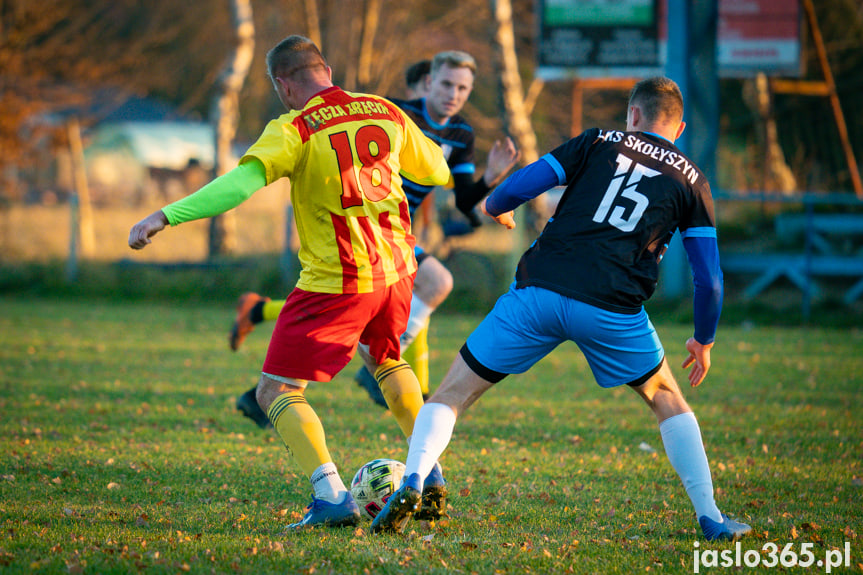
746, 73, 796, 194
208, 0, 255, 258
343, 0, 364, 91
357, 0, 381, 90
489, 0, 538, 166
489, 0, 546, 241
302, 0, 322, 48
67, 117, 95, 259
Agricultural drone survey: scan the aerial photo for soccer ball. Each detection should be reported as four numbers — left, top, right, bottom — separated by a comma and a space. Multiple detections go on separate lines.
350, 458, 406, 520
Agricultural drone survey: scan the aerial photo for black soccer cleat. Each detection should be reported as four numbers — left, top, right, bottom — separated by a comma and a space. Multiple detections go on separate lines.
236, 387, 272, 429
414, 462, 448, 521
370, 482, 421, 534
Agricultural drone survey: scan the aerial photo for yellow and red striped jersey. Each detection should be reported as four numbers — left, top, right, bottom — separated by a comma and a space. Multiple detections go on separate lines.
242, 87, 450, 294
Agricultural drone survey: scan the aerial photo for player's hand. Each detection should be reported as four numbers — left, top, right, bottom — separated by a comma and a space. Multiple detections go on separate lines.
481, 198, 516, 230
128, 210, 169, 250
483, 137, 520, 187
681, 337, 713, 388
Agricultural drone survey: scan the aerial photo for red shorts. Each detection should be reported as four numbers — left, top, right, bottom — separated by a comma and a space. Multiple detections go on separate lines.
262, 274, 414, 382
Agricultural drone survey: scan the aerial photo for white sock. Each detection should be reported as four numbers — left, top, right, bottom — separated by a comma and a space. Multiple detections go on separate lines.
659, 412, 723, 522
310, 462, 348, 503
404, 403, 456, 482
400, 295, 433, 351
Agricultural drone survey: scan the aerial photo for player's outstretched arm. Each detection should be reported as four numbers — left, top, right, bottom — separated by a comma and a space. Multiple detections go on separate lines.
482, 137, 520, 187
128, 210, 169, 250
480, 197, 515, 229
681, 337, 713, 388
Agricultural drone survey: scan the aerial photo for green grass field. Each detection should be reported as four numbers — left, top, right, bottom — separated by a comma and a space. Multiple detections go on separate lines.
0, 296, 861, 574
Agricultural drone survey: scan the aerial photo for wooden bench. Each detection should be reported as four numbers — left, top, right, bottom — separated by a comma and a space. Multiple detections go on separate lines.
720, 252, 863, 304
774, 213, 863, 255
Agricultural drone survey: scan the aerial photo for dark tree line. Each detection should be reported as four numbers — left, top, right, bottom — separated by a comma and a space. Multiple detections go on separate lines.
1, 0, 861, 197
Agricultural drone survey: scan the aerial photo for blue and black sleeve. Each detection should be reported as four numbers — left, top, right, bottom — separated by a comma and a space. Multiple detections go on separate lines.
682, 228, 723, 345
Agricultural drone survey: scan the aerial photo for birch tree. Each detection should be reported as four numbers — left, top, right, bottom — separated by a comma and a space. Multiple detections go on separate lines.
208, 0, 255, 256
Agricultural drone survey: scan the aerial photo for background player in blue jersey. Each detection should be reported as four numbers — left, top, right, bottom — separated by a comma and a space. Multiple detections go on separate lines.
371, 76, 752, 543
230, 51, 520, 424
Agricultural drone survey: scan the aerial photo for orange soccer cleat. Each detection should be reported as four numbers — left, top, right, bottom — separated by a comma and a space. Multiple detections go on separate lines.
229, 292, 270, 351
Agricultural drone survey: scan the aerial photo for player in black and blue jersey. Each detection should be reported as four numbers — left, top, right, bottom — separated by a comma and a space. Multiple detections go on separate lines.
372, 76, 752, 542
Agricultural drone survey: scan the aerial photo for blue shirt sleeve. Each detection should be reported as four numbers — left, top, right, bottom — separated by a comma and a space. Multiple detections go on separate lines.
484, 154, 563, 216
681, 230, 723, 344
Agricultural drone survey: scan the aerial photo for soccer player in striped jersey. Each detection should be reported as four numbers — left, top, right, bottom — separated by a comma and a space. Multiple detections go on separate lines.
371, 76, 752, 542
129, 35, 452, 530
229, 52, 519, 421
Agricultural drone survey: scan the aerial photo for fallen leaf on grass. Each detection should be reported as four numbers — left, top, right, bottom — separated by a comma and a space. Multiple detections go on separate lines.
107, 482, 120, 490
460, 542, 478, 550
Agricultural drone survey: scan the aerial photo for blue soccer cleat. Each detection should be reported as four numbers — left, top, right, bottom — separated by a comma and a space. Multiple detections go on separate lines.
285, 493, 361, 530
370, 475, 422, 534
699, 513, 752, 541
414, 463, 448, 521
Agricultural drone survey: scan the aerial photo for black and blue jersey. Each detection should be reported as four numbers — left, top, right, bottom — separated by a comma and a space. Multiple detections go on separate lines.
390, 98, 486, 219
485, 127, 722, 342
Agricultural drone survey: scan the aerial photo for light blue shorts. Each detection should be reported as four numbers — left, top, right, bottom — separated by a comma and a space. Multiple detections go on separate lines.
465, 284, 664, 388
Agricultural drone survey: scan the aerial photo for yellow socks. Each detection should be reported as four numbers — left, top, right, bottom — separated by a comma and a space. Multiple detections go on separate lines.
401, 324, 430, 395
267, 391, 332, 477
375, 358, 424, 437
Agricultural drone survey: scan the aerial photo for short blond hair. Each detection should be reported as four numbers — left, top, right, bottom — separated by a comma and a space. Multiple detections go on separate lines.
431, 51, 476, 77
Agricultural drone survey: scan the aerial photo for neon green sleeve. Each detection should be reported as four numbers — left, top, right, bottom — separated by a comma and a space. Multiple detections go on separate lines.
161, 159, 268, 226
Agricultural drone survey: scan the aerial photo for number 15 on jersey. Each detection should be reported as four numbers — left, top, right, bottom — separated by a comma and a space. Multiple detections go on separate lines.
593, 153, 659, 233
